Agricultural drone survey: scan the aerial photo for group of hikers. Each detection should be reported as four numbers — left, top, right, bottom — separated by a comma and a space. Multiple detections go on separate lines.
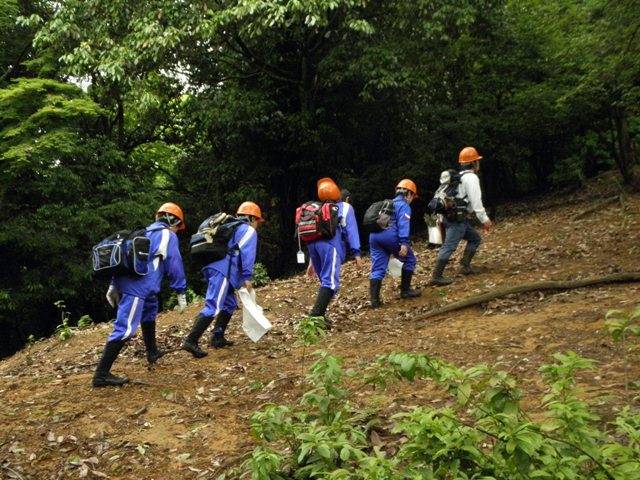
92, 146, 493, 387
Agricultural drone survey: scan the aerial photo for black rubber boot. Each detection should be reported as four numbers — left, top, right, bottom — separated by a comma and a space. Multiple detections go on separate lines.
460, 249, 476, 275
400, 270, 422, 298
310, 287, 334, 329
211, 311, 234, 348
141, 321, 166, 363
92, 340, 129, 387
369, 279, 383, 308
431, 259, 453, 286
182, 314, 214, 358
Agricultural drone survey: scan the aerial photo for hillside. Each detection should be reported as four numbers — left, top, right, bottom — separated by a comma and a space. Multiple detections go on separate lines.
1, 172, 640, 480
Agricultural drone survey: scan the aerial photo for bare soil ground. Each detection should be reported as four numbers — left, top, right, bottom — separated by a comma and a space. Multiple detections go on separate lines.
1, 172, 639, 480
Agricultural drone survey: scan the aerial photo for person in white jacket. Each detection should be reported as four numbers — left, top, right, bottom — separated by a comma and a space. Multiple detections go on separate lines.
431, 147, 494, 286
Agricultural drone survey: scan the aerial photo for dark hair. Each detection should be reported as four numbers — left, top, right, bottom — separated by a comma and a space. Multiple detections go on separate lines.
340, 189, 351, 203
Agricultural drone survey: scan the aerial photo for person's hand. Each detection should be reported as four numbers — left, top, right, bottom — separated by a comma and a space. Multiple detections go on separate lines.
354, 256, 362, 270
106, 284, 120, 308
176, 293, 187, 313
483, 220, 494, 234
306, 262, 316, 279
243, 280, 254, 292
399, 245, 408, 257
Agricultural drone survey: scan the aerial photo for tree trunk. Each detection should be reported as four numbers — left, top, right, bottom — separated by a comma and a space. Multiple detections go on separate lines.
612, 105, 640, 190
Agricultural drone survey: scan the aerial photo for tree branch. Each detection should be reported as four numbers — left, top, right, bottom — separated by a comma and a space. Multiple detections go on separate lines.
418, 272, 640, 321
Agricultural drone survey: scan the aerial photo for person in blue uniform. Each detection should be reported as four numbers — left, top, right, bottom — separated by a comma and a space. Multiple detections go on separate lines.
307, 177, 362, 328
93, 202, 188, 387
182, 201, 265, 358
369, 179, 422, 308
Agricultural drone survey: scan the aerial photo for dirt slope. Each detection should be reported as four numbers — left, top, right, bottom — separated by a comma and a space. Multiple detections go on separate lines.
1, 172, 640, 480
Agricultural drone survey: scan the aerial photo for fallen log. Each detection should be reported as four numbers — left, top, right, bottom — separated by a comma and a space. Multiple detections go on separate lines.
417, 271, 640, 321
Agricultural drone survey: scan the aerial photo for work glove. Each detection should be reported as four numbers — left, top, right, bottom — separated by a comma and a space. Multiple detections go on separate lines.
106, 284, 120, 308
176, 293, 187, 314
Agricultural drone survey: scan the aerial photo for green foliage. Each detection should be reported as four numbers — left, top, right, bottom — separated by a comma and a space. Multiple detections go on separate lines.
605, 306, 640, 396
226, 330, 640, 479
53, 300, 74, 340
295, 316, 328, 349
52, 301, 92, 338
606, 306, 640, 343
163, 287, 200, 312
54, 317, 75, 341
252, 262, 270, 288
0, 77, 161, 356
77, 315, 93, 329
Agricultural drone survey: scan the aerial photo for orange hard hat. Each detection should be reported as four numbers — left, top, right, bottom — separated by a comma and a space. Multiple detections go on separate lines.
156, 202, 185, 231
395, 179, 418, 198
459, 146, 483, 164
236, 201, 266, 222
317, 177, 340, 202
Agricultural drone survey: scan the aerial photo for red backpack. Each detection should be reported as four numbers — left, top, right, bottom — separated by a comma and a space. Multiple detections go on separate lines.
295, 200, 339, 242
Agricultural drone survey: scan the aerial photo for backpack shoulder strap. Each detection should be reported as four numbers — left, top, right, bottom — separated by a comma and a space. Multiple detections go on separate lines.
145, 224, 169, 233
456, 171, 472, 199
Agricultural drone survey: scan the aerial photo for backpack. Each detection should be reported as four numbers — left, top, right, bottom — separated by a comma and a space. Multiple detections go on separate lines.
92, 227, 160, 277
362, 199, 395, 233
295, 200, 339, 242
189, 213, 245, 267
427, 170, 468, 221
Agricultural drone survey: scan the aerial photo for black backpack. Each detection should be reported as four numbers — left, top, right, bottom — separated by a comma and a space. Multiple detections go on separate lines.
362, 199, 395, 233
189, 213, 244, 267
427, 170, 468, 221
92, 226, 163, 277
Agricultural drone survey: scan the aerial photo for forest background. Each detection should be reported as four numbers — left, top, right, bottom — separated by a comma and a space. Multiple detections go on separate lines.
0, 0, 638, 359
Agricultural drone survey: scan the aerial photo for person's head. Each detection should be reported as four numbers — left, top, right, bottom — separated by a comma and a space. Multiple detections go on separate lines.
236, 201, 266, 229
340, 188, 352, 204
395, 179, 418, 204
156, 202, 185, 232
317, 177, 340, 202
459, 146, 483, 171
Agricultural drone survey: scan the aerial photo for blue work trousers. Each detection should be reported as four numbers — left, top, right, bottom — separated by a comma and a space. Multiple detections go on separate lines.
369, 229, 417, 281
108, 294, 159, 342
437, 220, 481, 262
200, 270, 238, 318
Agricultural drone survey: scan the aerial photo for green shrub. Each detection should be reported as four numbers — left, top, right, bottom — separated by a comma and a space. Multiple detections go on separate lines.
222, 323, 640, 479
252, 262, 270, 287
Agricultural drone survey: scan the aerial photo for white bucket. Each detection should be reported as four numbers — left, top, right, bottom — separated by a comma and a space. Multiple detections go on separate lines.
388, 257, 403, 278
428, 225, 443, 246
238, 288, 272, 342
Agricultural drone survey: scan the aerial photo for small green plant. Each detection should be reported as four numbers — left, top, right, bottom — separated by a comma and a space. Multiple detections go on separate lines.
54, 318, 75, 340
605, 306, 640, 395
252, 262, 270, 287
295, 316, 328, 386
77, 315, 94, 329
53, 300, 75, 340
53, 301, 93, 339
